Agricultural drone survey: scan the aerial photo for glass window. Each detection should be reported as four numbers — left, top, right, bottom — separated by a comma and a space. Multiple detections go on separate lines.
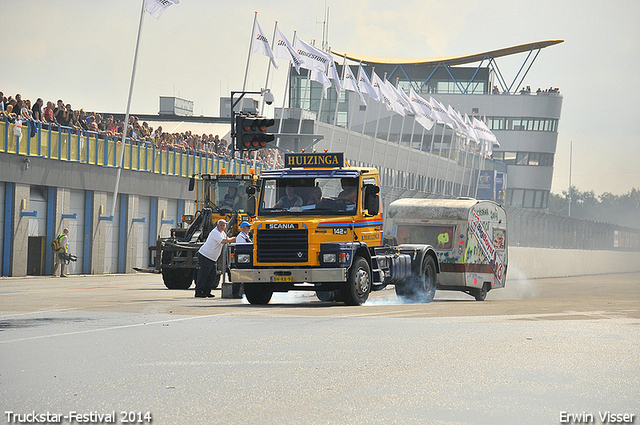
526, 119, 534, 131
397, 225, 456, 250
529, 153, 540, 166
492, 151, 504, 161
511, 119, 522, 130
543, 120, 550, 131
533, 119, 540, 131
534, 190, 544, 208
523, 190, 535, 208
516, 152, 529, 165
504, 152, 517, 165
510, 189, 524, 207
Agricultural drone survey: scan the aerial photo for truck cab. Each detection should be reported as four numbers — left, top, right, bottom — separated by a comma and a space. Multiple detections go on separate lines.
231, 152, 438, 305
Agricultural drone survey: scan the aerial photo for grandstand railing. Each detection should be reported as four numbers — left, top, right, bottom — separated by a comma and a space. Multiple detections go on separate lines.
1, 118, 260, 176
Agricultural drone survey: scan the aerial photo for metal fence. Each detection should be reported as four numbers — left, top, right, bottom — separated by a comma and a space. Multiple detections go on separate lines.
1, 118, 260, 176
506, 207, 640, 251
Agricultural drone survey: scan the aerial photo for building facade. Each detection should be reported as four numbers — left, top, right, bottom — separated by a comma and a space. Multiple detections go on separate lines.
284, 40, 563, 209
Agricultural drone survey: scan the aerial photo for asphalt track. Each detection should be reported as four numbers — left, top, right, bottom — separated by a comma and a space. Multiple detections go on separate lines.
1, 272, 638, 424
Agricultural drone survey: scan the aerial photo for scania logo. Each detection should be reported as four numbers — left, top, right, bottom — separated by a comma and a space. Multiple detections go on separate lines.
297, 252, 303, 258
266, 223, 298, 229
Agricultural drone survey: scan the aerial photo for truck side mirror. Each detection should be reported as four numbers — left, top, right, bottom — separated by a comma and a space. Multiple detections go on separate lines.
247, 196, 257, 217
188, 176, 195, 191
364, 185, 380, 216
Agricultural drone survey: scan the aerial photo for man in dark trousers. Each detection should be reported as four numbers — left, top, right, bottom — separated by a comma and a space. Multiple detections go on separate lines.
194, 219, 236, 298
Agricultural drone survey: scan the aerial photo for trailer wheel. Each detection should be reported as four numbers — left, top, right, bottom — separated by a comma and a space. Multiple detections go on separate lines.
342, 256, 371, 306
162, 269, 195, 290
244, 284, 273, 305
395, 255, 437, 303
473, 283, 489, 301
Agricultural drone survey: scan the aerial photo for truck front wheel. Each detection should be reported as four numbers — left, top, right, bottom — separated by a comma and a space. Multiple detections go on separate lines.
244, 284, 273, 305
342, 257, 371, 306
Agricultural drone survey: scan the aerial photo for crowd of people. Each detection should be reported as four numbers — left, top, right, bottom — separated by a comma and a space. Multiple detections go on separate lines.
491, 85, 561, 95
1, 90, 284, 168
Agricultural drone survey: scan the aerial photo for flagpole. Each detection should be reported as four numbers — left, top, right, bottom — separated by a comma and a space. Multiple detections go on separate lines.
355, 63, 369, 164
369, 68, 384, 165
412, 126, 426, 191
425, 125, 437, 193
112, 0, 145, 218
403, 117, 417, 188
253, 20, 279, 170
272, 31, 297, 169
242, 11, 258, 92
329, 54, 347, 151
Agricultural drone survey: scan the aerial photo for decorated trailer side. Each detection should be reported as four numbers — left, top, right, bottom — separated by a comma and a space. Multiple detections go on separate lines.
385, 198, 507, 301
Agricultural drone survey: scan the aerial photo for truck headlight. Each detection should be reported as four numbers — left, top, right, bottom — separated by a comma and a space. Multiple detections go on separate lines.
323, 253, 337, 263
237, 254, 251, 264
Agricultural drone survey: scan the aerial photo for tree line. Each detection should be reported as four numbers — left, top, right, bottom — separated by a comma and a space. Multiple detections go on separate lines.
548, 187, 640, 228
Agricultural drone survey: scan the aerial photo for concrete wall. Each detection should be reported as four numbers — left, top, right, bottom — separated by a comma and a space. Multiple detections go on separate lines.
508, 247, 640, 279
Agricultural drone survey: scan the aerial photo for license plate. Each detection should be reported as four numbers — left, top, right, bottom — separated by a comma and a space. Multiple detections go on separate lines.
271, 276, 295, 283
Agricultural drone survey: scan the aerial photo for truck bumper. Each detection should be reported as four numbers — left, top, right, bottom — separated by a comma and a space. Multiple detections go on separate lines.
231, 268, 347, 284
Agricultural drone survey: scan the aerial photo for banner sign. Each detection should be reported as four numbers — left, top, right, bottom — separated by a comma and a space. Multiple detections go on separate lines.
469, 211, 505, 287
284, 152, 344, 168
476, 170, 495, 201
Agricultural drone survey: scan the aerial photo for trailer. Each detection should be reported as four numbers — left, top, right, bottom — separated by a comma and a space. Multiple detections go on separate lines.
385, 198, 507, 301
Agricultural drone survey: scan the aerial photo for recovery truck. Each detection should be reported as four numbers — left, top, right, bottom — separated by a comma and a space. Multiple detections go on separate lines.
230, 152, 440, 305
148, 171, 258, 290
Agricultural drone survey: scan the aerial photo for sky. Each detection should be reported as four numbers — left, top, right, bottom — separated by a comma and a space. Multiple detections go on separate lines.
2, 0, 639, 196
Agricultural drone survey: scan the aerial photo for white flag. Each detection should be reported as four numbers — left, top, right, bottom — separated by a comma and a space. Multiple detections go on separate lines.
447, 104, 467, 131
384, 80, 406, 116
144, 0, 179, 20
273, 28, 301, 73
408, 87, 436, 130
464, 113, 479, 144
294, 38, 329, 72
343, 65, 367, 105
252, 19, 278, 69
391, 84, 414, 115
430, 97, 456, 129
311, 69, 332, 99
357, 64, 378, 101
472, 117, 499, 146
372, 71, 393, 112
327, 58, 342, 95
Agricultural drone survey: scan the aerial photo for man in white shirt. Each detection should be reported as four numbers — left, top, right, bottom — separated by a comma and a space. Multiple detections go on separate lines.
236, 221, 252, 244
194, 219, 236, 298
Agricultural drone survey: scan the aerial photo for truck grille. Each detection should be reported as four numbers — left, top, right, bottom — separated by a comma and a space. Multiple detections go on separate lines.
257, 229, 308, 263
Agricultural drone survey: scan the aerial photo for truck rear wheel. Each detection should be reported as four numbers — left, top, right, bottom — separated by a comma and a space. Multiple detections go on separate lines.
162, 269, 195, 290
244, 284, 273, 305
342, 256, 371, 306
395, 255, 437, 303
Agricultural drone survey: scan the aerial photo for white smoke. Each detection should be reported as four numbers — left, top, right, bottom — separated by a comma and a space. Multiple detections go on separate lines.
490, 264, 539, 300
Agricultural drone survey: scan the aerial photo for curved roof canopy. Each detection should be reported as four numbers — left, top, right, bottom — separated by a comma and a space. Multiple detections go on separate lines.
330, 40, 563, 66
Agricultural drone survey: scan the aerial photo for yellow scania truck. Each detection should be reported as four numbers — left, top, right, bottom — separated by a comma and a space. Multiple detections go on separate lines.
230, 152, 439, 305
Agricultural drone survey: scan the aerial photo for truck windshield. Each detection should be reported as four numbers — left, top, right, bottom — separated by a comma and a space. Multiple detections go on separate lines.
259, 177, 359, 215
197, 178, 250, 213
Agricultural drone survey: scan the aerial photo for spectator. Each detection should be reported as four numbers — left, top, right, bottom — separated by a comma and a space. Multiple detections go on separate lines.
43, 101, 55, 124
21, 100, 33, 120
31, 98, 43, 121
87, 116, 99, 132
